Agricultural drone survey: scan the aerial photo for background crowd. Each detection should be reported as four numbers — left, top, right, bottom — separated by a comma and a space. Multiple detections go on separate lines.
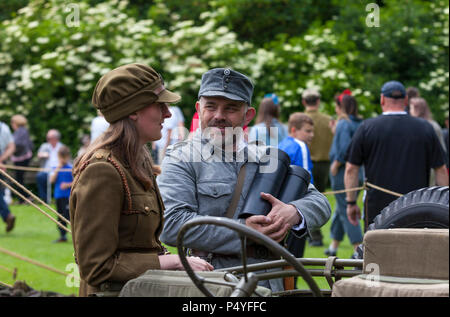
1, 81, 448, 257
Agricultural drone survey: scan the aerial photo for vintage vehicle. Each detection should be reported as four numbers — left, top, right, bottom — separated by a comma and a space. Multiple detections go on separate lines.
117, 186, 449, 297
1, 187, 447, 297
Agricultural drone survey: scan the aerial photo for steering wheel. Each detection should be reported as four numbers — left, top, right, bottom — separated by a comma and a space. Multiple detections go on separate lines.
176, 216, 322, 297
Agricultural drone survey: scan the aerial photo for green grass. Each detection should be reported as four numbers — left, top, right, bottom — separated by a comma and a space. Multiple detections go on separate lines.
0, 203, 78, 295
297, 192, 364, 291
0, 192, 363, 296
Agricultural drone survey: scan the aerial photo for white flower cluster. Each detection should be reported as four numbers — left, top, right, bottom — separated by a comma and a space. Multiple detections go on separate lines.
0, 0, 447, 134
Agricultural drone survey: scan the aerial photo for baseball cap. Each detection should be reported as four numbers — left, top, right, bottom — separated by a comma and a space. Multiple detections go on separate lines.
381, 81, 406, 99
198, 68, 254, 105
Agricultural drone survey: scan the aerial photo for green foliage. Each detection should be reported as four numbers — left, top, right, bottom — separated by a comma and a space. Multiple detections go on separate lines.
0, 0, 29, 21
332, 0, 449, 123
0, 0, 266, 151
213, 0, 340, 46
260, 22, 374, 121
0, 0, 448, 153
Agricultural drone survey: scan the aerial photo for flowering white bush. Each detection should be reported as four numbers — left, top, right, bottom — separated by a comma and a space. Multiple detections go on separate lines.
0, 0, 448, 152
0, 0, 266, 149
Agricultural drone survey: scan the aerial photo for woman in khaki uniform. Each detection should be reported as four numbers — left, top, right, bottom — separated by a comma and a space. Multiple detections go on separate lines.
70, 64, 213, 297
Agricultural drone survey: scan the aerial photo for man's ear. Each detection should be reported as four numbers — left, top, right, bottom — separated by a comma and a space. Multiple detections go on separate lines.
195, 101, 200, 113
244, 106, 256, 126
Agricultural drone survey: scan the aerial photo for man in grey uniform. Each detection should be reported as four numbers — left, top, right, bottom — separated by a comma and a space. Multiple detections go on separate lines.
158, 68, 331, 291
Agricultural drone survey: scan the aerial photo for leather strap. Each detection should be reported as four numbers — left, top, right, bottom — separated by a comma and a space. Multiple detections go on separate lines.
225, 163, 247, 219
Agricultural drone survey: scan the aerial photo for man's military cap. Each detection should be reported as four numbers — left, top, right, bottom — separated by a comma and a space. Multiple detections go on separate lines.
198, 68, 254, 105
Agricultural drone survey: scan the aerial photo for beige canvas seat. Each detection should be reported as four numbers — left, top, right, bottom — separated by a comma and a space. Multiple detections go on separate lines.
332, 229, 449, 297
119, 270, 272, 297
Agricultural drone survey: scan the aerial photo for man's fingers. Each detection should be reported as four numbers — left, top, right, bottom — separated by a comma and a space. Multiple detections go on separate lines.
260, 217, 284, 235
246, 215, 271, 226
260, 192, 280, 206
267, 223, 290, 242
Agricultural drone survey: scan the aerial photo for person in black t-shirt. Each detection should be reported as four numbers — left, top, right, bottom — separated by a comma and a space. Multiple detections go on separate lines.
344, 81, 448, 230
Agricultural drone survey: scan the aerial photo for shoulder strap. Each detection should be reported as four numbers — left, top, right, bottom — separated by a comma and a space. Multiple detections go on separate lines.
72, 151, 133, 213
225, 163, 247, 219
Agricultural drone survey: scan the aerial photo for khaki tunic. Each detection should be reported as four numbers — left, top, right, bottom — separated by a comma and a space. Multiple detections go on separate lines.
69, 149, 165, 296
304, 109, 333, 162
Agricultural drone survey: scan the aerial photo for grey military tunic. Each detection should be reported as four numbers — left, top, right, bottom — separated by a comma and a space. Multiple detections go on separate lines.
157, 130, 331, 291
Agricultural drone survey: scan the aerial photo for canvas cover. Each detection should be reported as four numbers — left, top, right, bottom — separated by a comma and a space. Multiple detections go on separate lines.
363, 228, 449, 280
332, 275, 449, 297
119, 270, 272, 297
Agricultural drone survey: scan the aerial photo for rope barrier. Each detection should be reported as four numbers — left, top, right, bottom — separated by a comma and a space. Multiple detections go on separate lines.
0, 168, 71, 226
0, 281, 12, 288
0, 178, 71, 234
2, 164, 72, 172
3, 162, 405, 198
0, 246, 71, 277
1, 161, 403, 233
365, 181, 403, 197
320, 181, 403, 198
321, 186, 365, 196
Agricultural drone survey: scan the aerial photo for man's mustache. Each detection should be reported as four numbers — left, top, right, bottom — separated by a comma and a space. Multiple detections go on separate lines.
207, 120, 233, 128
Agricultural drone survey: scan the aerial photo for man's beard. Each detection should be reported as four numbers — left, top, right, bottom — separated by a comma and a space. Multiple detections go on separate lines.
203, 118, 245, 150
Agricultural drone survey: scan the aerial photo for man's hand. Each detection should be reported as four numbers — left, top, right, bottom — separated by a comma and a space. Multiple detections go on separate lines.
245, 215, 286, 242
262, 192, 300, 227
245, 192, 300, 242
330, 160, 340, 176
347, 204, 361, 226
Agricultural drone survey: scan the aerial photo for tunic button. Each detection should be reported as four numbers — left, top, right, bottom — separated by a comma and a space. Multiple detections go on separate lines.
144, 206, 150, 212
224, 69, 231, 75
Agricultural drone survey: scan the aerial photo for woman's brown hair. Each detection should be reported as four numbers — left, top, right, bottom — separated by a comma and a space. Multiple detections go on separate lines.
339, 95, 359, 118
255, 97, 280, 139
73, 117, 155, 190
410, 97, 432, 121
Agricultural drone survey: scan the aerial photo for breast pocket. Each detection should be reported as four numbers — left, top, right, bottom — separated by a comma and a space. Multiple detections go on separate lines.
127, 192, 161, 248
197, 182, 233, 217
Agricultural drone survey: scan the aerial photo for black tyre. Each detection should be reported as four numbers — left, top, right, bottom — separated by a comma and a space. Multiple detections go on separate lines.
368, 186, 449, 230
355, 186, 449, 259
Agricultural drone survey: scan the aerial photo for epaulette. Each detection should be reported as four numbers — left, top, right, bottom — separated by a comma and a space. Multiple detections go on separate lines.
90, 148, 112, 161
